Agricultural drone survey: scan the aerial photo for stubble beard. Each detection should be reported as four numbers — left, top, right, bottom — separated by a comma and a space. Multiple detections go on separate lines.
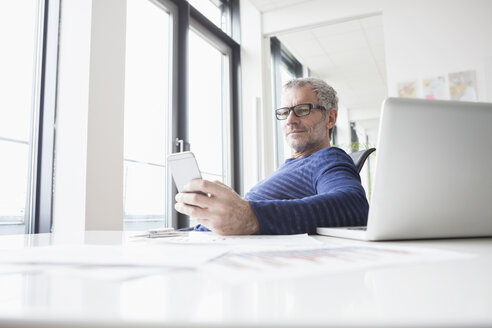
289, 136, 322, 154
286, 122, 329, 156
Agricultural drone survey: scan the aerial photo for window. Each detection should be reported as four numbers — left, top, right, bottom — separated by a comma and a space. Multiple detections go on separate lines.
0, 0, 58, 234
187, 0, 232, 36
187, 27, 233, 227
177, 2, 240, 228
270, 37, 303, 168
0, 0, 239, 234
188, 29, 231, 184
123, 0, 172, 231
122, 0, 241, 230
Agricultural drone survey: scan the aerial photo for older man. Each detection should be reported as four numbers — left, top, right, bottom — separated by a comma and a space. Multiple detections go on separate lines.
175, 77, 369, 235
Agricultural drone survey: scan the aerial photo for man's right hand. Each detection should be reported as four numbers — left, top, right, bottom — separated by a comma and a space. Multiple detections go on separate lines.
175, 179, 259, 235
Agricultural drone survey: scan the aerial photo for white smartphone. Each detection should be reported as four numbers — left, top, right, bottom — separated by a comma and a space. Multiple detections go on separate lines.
167, 151, 202, 192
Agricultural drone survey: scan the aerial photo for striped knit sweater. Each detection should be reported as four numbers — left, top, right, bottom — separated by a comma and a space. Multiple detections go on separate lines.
246, 146, 369, 234
195, 146, 369, 235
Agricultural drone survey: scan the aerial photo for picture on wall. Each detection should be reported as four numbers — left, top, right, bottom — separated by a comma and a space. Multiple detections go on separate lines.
449, 70, 478, 101
423, 76, 446, 100
397, 81, 417, 98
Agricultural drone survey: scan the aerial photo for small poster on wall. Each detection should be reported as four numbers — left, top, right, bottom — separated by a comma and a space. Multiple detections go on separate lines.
397, 81, 417, 98
449, 70, 478, 101
423, 76, 446, 100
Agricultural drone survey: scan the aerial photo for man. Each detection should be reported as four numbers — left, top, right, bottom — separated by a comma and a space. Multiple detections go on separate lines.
175, 77, 369, 235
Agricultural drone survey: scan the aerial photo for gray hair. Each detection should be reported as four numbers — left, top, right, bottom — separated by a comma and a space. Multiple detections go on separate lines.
283, 77, 338, 110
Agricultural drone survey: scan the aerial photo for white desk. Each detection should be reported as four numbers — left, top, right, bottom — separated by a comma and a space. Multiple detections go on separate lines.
0, 231, 491, 328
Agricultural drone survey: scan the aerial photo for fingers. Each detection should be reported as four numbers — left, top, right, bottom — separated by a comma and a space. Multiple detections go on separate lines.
174, 202, 208, 218
175, 192, 211, 208
183, 179, 228, 196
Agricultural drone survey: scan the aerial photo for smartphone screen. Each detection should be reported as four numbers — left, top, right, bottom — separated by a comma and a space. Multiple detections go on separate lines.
167, 151, 202, 192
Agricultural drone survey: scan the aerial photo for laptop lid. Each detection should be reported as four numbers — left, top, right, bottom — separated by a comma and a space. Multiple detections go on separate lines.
366, 97, 492, 240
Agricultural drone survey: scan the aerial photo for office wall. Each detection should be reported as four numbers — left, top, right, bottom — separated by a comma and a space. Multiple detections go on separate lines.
53, 0, 125, 233
245, 0, 492, 183
239, 0, 264, 192
336, 105, 350, 147
85, 0, 125, 230
260, 0, 492, 101
383, 0, 492, 101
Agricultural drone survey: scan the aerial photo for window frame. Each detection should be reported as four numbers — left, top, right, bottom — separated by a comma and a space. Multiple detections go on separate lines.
270, 37, 303, 168
8, 0, 61, 234
165, 0, 241, 228
121, 0, 177, 230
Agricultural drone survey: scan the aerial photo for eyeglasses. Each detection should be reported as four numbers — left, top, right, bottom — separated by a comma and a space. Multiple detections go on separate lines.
275, 103, 326, 120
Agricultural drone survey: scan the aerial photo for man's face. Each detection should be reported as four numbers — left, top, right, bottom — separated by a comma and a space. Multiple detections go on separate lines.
280, 85, 337, 158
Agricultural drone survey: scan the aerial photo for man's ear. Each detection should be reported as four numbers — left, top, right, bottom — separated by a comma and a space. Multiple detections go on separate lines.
326, 108, 337, 129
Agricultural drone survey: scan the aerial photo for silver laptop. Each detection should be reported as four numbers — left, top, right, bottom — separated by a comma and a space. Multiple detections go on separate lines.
317, 97, 492, 241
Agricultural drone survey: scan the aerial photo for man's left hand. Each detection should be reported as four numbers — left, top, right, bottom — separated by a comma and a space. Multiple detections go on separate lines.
175, 179, 259, 235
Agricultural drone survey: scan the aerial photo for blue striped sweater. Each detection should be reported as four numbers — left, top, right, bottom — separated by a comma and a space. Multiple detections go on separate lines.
245, 147, 369, 234
194, 147, 369, 234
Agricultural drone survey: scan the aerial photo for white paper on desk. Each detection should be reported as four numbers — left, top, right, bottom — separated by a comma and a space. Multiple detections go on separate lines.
0, 244, 227, 269
46, 265, 177, 281
0, 263, 175, 281
146, 232, 323, 252
201, 244, 473, 283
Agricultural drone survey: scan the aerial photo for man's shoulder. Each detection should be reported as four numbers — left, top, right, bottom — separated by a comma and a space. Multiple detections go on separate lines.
310, 146, 352, 163
308, 147, 358, 177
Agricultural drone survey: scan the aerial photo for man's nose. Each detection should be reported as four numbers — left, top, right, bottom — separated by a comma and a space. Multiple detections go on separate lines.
285, 110, 299, 125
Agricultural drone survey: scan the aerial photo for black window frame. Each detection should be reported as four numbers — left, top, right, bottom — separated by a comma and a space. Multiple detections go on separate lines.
270, 36, 303, 168
167, 0, 241, 228
21, 0, 60, 234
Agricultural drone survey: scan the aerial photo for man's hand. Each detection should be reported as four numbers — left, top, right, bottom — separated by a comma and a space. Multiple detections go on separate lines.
175, 179, 259, 235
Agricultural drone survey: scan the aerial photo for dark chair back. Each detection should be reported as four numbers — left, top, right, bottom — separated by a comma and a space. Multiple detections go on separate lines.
349, 148, 376, 173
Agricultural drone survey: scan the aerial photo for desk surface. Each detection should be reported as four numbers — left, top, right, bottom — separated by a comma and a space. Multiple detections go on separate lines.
0, 231, 491, 328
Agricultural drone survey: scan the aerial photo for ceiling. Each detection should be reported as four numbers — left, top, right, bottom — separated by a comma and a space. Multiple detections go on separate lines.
247, 0, 310, 12
249, 0, 388, 133
276, 15, 387, 121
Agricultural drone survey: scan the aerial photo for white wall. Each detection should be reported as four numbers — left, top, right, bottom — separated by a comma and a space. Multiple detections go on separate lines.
240, 0, 492, 184
383, 0, 492, 101
239, 0, 264, 192
85, 0, 126, 230
53, 0, 125, 233
259, 0, 492, 102
335, 105, 351, 147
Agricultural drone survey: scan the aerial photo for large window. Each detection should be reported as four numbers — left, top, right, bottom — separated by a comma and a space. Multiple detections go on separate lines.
122, 0, 241, 230
0, 0, 239, 234
187, 26, 233, 227
270, 37, 303, 168
177, 2, 239, 228
0, 1, 58, 234
188, 29, 231, 184
123, 0, 172, 231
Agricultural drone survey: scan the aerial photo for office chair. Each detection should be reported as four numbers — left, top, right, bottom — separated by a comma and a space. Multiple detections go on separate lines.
349, 148, 376, 173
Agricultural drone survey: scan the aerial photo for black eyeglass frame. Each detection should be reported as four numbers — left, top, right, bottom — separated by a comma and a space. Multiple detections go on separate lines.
275, 103, 326, 120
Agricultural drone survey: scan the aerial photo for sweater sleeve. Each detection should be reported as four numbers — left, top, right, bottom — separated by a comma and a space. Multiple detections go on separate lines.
248, 162, 369, 235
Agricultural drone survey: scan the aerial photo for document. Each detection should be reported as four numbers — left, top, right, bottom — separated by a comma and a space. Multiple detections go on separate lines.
146, 232, 323, 252
200, 244, 473, 283
0, 244, 227, 269
0, 234, 471, 284
0, 233, 320, 281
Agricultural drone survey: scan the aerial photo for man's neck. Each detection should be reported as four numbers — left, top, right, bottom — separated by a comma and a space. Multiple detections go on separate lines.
291, 143, 331, 159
